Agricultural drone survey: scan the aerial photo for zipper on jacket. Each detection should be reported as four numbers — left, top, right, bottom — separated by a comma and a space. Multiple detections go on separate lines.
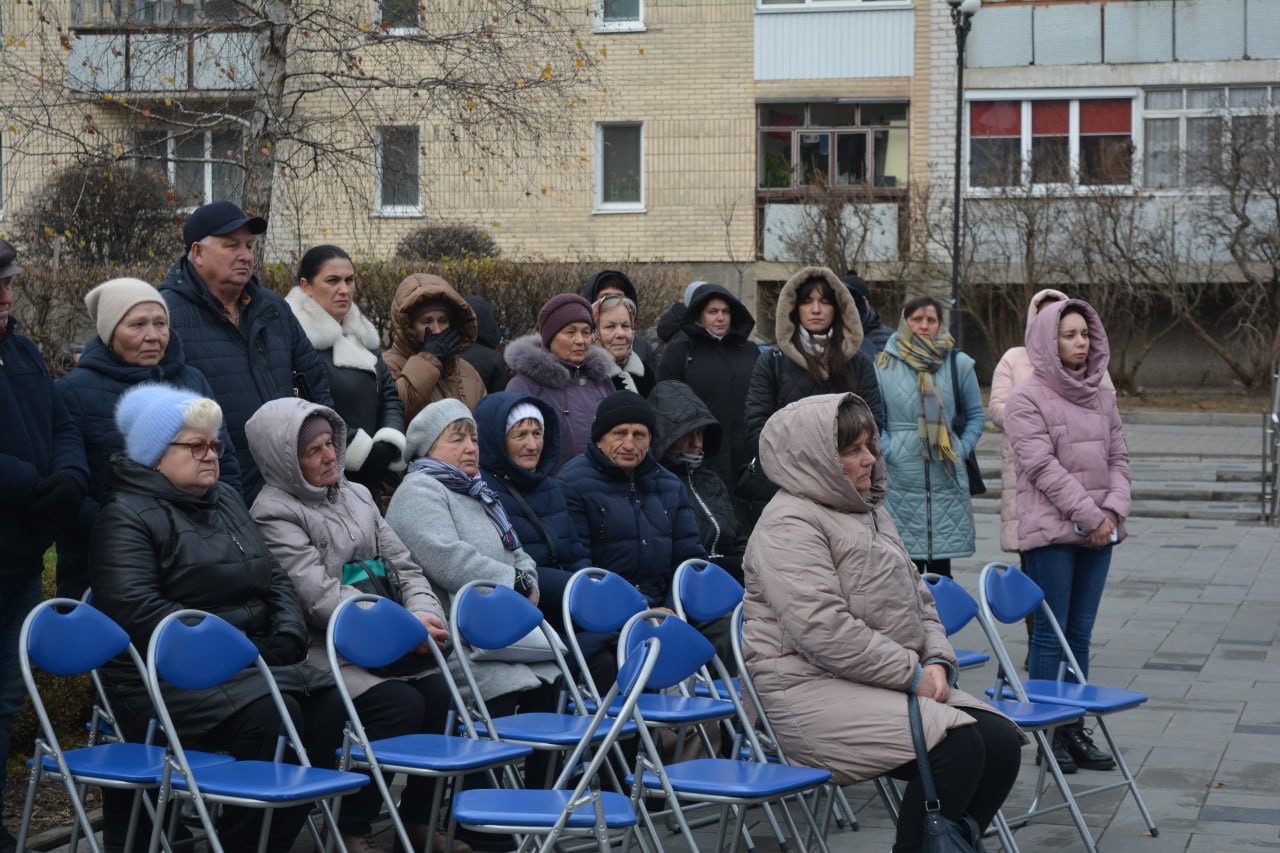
924, 459, 934, 561
630, 479, 647, 546
229, 533, 246, 556
684, 467, 721, 557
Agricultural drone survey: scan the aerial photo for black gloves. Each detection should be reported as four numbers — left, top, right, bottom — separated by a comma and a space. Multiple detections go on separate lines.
252, 633, 307, 666
30, 473, 86, 526
363, 441, 401, 480
420, 328, 461, 360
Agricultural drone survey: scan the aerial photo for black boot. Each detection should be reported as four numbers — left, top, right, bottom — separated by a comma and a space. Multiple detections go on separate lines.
1060, 721, 1116, 771
1037, 729, 1078, 774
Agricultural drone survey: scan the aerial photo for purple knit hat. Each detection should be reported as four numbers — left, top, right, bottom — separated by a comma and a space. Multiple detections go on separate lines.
537, 293, 594, 348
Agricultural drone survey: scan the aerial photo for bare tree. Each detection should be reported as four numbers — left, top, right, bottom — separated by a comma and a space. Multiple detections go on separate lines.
769, 172, 897, 275
0, 0, 603, 227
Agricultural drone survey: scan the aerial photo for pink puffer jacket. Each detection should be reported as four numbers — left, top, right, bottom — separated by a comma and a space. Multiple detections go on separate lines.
1004, 300, 1130, 552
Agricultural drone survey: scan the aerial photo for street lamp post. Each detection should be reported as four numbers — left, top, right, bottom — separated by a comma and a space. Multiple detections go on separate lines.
948, 0, 980, 349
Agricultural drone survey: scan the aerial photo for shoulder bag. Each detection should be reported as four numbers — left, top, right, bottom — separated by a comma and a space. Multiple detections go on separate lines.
341, 553, 442, 678
949, 352, 986, 496
908, 693, 986, 853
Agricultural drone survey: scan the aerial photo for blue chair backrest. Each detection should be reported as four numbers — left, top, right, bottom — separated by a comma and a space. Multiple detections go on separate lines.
455, 584, 544, 650
924, 575, 979, 636
677, 561, 743, 623
568, 569, 648, 633
616, 636, 656, 697
27, 600, 130, 675
983, 563, 1045, 624
333, 597, 429, 669
622, 613, 715, 690
153, 612, 260, 690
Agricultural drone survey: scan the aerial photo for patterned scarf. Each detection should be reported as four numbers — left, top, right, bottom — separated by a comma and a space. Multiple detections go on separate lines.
877, 319, 959, 464
409, 457, 521, 551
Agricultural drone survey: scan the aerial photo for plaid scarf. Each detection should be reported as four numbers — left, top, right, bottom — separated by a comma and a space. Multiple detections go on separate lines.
877, 320, 959, 464
409, 457, 521, 551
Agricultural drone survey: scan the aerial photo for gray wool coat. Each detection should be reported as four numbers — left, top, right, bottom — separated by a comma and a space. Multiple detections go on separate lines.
246, 398, 445, 700
386, 465, 560, 701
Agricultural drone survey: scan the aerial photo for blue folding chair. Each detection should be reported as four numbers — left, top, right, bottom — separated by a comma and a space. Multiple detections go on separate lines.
448, 634, 663, 852
921, 573, 991, 671
672, 559, 743, 701
146, 609, 370, 853
16, 598, 234, 853
977, 562, 1159, 851
326, 594, 535, 853
620, 610, 835, 853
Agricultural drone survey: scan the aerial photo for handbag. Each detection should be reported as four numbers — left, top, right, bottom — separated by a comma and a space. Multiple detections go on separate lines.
341, 556, 438, 678
908, 693, 986, 853
949, 352, 987, 496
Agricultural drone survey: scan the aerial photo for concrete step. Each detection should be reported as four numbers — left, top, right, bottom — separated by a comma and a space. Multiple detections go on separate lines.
970, 456, 1265, 484
971, 495, 1262, 522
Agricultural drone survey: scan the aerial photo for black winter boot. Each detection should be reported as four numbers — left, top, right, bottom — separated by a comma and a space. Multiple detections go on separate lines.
1060, 720, 1116, 771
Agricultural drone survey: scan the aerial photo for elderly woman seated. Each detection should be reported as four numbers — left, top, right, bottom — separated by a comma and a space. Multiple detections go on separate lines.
90, 383, 335, 852
743, 393, 1024, 853
245, 397, 464, 853
386, 399, 561, 790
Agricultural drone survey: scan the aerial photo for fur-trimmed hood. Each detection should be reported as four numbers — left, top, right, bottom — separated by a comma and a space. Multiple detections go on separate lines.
775, 267, 865, 374
286, 286, 380, 374
503, 334, 614, 390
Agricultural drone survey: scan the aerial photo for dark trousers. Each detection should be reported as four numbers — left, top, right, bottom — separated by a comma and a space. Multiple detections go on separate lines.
305, 674, 452, 835
887, 707, 1022, 853
912, 559, 952, 578
0, 576, 41, 816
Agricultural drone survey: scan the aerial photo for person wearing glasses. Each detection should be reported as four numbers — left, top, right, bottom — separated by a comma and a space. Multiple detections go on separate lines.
91, 382, 337, 852
55, 277, 241, 601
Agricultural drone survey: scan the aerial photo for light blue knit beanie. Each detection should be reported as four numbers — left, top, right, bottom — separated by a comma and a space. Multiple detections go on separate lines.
115, 383, 202, 467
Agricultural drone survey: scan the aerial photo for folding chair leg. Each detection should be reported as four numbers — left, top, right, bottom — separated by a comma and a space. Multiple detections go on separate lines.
873, 775, 900, 824
990, 809, 1020, 852
1092, 716, 1159, 835
1020, 729, 1099, 853
15, 762, 42, 853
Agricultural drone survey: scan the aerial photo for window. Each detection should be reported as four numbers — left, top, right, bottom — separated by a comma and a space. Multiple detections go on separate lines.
757, 101, 908, 189
375, 126, 421, 216
377, 0, 418, 32
968, 96, 1134, 190
595, 123, 644, 212
1142, 85, 1279, 190
597, 0, 643, 31
73, 0, 243, 27
134, 129, 244, 209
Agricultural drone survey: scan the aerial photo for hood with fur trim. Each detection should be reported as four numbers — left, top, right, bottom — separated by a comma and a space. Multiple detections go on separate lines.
503, 334, 615, 390
388, 273, 477, 359
286, 286, 380, 374
775, 266, 865, 373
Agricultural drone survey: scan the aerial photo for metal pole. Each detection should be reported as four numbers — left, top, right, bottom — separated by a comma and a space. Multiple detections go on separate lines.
950, 6, 973, 350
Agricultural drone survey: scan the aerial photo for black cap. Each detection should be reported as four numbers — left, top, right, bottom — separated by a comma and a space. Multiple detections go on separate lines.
591, 390, 657, 442
183, 200, 267, 249
0, 240, 22, 278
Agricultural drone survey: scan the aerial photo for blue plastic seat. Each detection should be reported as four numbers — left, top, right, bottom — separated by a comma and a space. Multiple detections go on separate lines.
673, 559, 745, 701
449, 635, 664, 851
146, 609, 369, 853
921, 573, 990, 670
16, 599, 235, 853
326, 595, 534, 852
977, 562, 1160, 852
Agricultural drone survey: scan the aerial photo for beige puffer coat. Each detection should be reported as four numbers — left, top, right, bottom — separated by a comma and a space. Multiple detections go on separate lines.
246, 398, 446, 700
383, 273, 487, 424
988, 289, 1114, 552
743, 393, 1022, 785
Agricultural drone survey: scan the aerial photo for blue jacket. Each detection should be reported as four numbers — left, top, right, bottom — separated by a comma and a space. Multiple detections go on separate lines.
558, 443, 706, 607
477, 392, 592, 575
160, 257, 331, 502
0, 319, 90, 579
55, 334, 242, 593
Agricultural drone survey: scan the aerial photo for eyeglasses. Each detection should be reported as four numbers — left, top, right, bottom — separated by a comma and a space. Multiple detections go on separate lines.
168, 439, 225, 460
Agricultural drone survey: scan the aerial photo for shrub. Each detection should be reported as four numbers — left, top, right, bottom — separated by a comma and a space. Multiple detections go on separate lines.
13, 161, 179, 265
395, 223, 500, 262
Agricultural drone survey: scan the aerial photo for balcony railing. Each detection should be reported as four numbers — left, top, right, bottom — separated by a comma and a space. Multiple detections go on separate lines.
72, 0, 245, 28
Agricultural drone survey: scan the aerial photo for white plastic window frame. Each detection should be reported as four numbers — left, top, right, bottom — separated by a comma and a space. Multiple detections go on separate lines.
755, 0, 912, 13
964, 88, 1140, 197
1141, 85, 1278, 192
373, 125, 422, 218
596, 0, 645, 33
594, 121, 645, 214
133, 129, 239, 212
376, 0, 420, 35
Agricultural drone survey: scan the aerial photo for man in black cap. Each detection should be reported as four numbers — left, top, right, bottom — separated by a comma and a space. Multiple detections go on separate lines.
160, 201, 331, 502
0, 238, 89, 853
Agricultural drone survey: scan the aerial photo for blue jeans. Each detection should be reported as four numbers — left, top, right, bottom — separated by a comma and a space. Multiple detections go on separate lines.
1024, 544, 1112, 682
0, 575, 42, 814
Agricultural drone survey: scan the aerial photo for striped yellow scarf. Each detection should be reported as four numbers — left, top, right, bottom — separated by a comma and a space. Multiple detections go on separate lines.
877, 321, 959, 463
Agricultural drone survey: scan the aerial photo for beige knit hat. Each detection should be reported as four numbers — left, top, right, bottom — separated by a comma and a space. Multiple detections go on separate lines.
84, 278, 169, 345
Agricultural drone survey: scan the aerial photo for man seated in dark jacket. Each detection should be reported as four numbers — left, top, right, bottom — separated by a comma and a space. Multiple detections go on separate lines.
161, 201, 332, 503
559, 391, 734, 664
0, 239, 90, 853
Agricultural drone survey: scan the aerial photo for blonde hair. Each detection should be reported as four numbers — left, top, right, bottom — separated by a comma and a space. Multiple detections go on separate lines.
182, 397, 224, 433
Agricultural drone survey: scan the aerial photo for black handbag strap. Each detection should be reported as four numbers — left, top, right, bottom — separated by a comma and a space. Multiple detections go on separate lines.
499, 478, 561, 567
948, 350, 965, 435
907, 693, 944, 811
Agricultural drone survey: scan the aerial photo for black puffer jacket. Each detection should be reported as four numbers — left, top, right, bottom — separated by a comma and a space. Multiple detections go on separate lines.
90, 457, 330, 739
656, 285, 760, 490
649, 381, 746, 583
461, 295, 509, 394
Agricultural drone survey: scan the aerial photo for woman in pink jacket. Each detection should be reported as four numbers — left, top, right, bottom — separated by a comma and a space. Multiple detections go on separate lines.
1005, 299, 1130, 773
